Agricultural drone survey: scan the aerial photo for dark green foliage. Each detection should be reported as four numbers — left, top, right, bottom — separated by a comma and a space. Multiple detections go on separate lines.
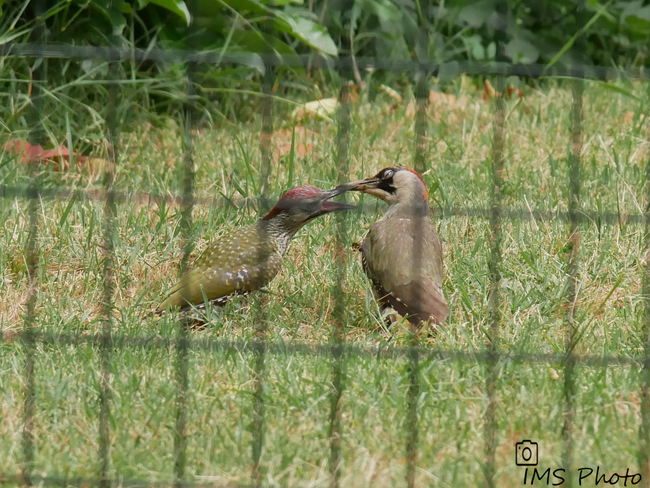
0, 0, 648, 136
319, 0, 649, 67
2, 0, 648, 66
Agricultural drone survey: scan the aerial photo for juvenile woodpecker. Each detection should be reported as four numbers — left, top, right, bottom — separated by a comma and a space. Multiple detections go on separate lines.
157, 185, 355, 313
347, 166, 448, 327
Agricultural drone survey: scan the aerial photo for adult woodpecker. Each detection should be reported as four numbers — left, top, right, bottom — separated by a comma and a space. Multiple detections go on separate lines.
157, 185, 355, 313
346, 166, 448, 328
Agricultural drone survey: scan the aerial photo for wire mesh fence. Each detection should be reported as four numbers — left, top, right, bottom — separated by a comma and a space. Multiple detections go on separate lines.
1, 5, 650, 488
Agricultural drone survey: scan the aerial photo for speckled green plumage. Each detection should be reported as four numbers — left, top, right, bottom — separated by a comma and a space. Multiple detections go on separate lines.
157, 220, 282, 311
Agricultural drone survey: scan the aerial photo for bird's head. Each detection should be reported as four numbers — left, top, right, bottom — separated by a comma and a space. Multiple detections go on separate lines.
345, 166, 429, 205
263, 185, 356, 230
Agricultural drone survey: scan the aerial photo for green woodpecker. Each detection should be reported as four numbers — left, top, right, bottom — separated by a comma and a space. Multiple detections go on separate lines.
157, 185, 355, 313
347, 166, 448, 327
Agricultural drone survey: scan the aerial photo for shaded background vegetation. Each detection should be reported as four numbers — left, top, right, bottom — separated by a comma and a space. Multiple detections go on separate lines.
1, 0, 649, 123
3, 0, 650, 65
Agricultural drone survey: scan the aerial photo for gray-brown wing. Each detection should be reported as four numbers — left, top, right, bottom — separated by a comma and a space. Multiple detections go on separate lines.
362, 216, 448, 325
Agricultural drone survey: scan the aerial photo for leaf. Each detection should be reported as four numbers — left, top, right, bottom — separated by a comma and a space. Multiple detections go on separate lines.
471, 41, 485, 60
235, 52, 265, 72
146, 0, 191, 26
545, 0, 614, 70
504, 38, 539, 64
482, 80, 496, 101
621, 0, 650, 21
275, 13, 338, 56
104, 7, 128, 36
506, 86, 524, 99
378, 84, 402, 103
2, 139, 46, 163
625, 14, 650, 34
291, 97, 338, 122
274, 142, 314, 161
458, 0, 496, 28
364, 0, 401, 22
1, 139, 89, 170
231, 29, 298, 58
218, 0, 336, 55
486, 42, 496, 59
220, 0, 270, 16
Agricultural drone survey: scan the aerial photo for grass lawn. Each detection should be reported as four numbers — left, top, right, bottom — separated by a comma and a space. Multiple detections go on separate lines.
1, 74, 649, 486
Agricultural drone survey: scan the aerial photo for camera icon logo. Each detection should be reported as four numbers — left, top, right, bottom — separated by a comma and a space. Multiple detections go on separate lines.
515, 440, 538, 466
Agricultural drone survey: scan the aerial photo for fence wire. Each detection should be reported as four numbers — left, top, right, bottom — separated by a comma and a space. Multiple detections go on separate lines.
1, 43, 649, 80
19, 3, 46, 486
483, 72, 505, 488
250, 57, 276, 488
98, 56, 119, 488
327, 80, 352, 488
173, 57, 196, 488
1, 21, 650, 488
4, 330, 648, 367
3, 185, 649, 225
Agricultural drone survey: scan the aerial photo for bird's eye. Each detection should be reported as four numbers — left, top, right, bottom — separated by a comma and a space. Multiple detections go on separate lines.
383, 169, 394, 179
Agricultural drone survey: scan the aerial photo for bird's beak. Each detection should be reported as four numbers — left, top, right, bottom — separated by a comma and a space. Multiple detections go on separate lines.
317, 185, 357, 213
337, 177, 381, 193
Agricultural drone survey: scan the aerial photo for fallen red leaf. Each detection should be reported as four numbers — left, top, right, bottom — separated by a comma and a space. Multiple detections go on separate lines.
2, 139, 88, 169
482, 81, 524, 102
274, 142, 315, 161
482, 80, 497, 101
506, 86, 524, 99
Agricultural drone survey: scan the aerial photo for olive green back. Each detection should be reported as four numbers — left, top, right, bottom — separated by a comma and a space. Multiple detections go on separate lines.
158, 221, 282, 311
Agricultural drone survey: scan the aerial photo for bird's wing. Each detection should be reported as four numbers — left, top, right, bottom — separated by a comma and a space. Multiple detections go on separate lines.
157, 224, 282, 311
362, 217, 448, 324
388, 279, 449, 325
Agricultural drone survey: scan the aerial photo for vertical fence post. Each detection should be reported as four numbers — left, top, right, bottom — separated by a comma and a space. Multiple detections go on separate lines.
251, 60, 275, 488
22, 153, 38, 488
98, 42, 121, 488
404, 71, 429, 488
404, 2, 432, 483
174, 5, 202, 484
642, 79, 650, 488
173, 57, 196, 488
21, 1, 46, 484
641, 82, 650, 486
258, 60, 275, 202
562, 75, 583, 488
483, 73, 505, 488
328, 81, 351, 488
21, 122, 38, 488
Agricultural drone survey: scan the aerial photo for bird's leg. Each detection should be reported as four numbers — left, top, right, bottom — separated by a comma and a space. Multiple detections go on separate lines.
372, 287, 398, 333
407, 315, 439, 341
423, 319, 440, 340
185, 316, 209, 331
381, 306, 399, 329
379, 306, 397, 346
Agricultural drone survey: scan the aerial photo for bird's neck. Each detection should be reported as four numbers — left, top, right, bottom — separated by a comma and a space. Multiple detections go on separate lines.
260, 217, 299, 255
384, 199, 430, 220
